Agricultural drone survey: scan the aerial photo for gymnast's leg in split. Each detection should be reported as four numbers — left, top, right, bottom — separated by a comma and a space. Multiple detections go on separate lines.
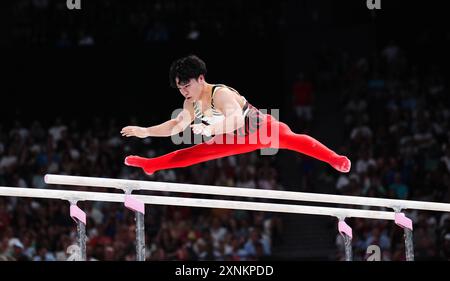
124, 114, 350, 175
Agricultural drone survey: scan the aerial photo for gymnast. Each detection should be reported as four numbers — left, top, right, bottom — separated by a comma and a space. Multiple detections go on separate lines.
121, 55, 350, 175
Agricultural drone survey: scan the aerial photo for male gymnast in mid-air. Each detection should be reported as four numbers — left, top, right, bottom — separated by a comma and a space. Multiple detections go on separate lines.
121, 55, 351, 175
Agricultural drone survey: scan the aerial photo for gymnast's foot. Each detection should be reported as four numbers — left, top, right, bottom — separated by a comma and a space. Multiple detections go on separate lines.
331, 155, 351, 173
124, 155, 155, 175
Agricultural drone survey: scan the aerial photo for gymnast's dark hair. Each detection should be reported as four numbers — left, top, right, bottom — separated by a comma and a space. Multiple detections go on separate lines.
169, 55, 207, 88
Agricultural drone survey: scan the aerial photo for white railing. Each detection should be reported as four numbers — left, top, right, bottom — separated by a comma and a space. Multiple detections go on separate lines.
0, 186, 396, 220
0, 174, 448, 261
45, 174, 450, 213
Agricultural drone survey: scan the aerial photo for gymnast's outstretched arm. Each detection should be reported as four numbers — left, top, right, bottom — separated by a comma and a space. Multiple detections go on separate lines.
121, 99, 194, 138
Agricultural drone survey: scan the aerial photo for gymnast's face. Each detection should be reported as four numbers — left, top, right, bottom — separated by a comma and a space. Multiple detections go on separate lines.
176, 75, 204, 102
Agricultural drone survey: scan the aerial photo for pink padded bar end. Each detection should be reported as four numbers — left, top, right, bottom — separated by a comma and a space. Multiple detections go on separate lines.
124, 194, 145, 214
338, 220, 353, 239
70, 205, 86, 225
395, 212, 413, 230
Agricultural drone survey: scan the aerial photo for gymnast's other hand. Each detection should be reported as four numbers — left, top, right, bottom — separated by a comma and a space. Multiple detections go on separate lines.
190, 123, 212, 137
120, 126, 149, 138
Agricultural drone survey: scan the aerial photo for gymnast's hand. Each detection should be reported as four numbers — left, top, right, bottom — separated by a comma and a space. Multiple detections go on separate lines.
120, 126, 149, 138
190, 123, 212, 137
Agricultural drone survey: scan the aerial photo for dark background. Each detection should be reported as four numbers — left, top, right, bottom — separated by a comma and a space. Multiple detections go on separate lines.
2, 0, 448, 126
1, 0, 449, 262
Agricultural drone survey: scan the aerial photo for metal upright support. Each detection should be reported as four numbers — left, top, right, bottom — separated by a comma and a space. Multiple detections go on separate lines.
124, 192, 146, 261
69, 201, 87, 261
338, 218, 353, 261
394, 212, 414, 261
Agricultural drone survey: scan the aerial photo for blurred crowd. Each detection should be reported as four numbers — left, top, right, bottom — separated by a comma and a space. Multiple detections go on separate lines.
3, 1, 450, 261
0, 118, 284, 261
332, 40, 450, 260
8, 0, 287, 47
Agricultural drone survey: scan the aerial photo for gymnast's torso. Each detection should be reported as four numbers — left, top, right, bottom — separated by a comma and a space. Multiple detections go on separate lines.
192, 84, 263, 136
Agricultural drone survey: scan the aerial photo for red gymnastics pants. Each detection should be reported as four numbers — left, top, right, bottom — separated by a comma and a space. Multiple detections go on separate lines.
125, 114, 351, 175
